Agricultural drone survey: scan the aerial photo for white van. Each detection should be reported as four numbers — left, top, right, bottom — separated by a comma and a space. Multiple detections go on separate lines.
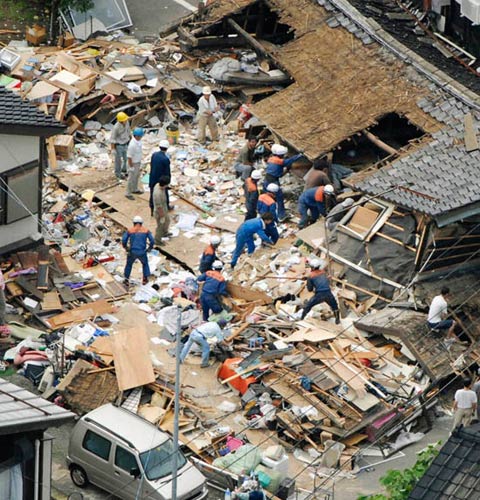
67, 403, 208, 500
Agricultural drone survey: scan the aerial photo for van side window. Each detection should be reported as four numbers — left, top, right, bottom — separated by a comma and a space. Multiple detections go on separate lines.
82, 430, 111, 461
115, 446, 138, 472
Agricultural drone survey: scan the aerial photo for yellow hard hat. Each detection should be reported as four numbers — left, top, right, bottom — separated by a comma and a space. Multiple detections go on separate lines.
117, 112, 128, 122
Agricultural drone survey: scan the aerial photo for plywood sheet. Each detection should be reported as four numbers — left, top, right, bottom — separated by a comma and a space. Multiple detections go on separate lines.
286, 327, 337, 343
346, 206, 379, 236
111, 327, 155, 391
47, 299, 114, 328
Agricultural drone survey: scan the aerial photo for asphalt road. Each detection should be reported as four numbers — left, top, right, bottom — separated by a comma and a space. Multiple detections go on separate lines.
125, 0, 199, 40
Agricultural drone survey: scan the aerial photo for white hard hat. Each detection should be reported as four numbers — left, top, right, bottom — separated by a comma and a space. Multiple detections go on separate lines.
309, 258, 322, 269
210, 235, 222, 245
266, 183, 279, 193
271, 144, 288, 156
343, 197, 354, 207
251, 169, 262, 180
202, 86, 212, 95
212, 260, 223, 270
324, 184, 335, 194
133, 215, 144, 224
159, 139, 170, 149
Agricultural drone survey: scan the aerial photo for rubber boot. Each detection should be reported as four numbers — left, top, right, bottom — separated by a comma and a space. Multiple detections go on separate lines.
334, 310, 340, 325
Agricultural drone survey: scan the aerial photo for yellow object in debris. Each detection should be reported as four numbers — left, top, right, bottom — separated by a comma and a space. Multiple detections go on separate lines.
81, 189, 95, 202
87, 48, 101, 56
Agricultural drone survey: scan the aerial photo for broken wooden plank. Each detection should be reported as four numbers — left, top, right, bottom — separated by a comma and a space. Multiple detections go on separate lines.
464, 113, 479, 152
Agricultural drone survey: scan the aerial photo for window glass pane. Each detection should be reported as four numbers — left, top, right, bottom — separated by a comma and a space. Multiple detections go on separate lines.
6, 166, 39, 224
115, 446, 138, 472
140, 439, 186, 481
82, 430, 111, 461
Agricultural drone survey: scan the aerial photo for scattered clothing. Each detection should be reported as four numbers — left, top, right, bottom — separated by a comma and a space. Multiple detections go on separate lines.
197, 270, 227, 321
301, 269, 339, 322
231, 218, 273, 268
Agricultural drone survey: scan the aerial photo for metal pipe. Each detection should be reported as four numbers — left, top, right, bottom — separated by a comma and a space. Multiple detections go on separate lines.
171, 306, 182, 500
34, 439, 40, 500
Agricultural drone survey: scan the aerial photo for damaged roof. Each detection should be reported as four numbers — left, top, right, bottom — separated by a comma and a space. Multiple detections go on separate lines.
0, 86, 65, 136
409, 423, 480, 500
0, 378, 75, 434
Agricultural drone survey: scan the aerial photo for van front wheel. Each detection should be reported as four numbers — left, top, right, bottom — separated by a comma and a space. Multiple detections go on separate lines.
70, 465, 89, 488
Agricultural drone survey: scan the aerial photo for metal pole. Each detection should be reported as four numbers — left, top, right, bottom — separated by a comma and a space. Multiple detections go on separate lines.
172, 306, 182, 500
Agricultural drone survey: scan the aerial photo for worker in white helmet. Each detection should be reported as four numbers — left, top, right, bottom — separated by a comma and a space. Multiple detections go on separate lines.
301, 259, 340, 323
244, 169, 262, 220
122, 216, 154, 286
298, 184, 336, 229
264, 143, 304, 222
257, 183, 280, 244
149, 139, 172, 216
197, 85, 220, 144
197, 260, 228, 321
199, 235, 222, 273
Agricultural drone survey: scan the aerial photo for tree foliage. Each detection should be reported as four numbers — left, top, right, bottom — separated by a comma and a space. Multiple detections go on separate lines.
357, 442, 441, 500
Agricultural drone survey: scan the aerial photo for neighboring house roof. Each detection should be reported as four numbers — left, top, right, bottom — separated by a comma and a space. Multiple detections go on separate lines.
0, 86, 65, 136
0, 378, 75, 434
409, 423, 480, 500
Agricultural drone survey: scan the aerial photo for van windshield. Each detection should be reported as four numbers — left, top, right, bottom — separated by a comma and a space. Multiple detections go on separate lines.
139, 440, 187, 481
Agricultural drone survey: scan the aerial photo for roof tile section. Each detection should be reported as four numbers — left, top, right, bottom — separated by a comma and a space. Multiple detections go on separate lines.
0, 86, 63, 132
354, 94, 480, 217
409, 423, 480, 499
0, 378, 75, 434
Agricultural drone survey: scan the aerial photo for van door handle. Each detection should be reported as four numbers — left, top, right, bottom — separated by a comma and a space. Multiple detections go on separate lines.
114, 471, 120, 476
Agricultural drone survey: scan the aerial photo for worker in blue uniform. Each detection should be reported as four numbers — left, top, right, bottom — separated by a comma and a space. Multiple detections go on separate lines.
301, 259, 340, 323
263, 143, 303, 221
149, 140, 171, 216
199, 235, 222, 273
257, 183, 280, 244
197, 261, 228, 321
230, 213, 275, 269
122, 215, 154, 286
244, 169, 262, 220
298, 184, 335, 229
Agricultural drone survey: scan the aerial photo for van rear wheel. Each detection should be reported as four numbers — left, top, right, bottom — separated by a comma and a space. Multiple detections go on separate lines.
70, 465, 89, 488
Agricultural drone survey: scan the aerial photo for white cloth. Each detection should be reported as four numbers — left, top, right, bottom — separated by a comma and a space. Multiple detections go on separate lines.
428, 295, 448, 323
127, 137, 143, 163
195, 321, 224, 342
454, 388, 477, 409
197, 95, 218, 116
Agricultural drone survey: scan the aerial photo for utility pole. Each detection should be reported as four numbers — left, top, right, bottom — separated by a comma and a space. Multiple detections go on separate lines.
171, 306, 182, 500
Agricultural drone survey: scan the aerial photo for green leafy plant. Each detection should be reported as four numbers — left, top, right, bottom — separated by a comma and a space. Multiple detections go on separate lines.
358, 442, 441, 500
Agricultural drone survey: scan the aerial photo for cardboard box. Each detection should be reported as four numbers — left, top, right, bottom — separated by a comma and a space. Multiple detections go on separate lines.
60, 32, 76, 48
26, 25, 47, 46
54, 135, 74, 159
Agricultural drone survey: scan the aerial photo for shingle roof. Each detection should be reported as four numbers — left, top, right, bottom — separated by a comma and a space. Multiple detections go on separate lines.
0, 378, 75, 434
409, 423, 480, 500
354, 95, 480, 218
0, 86, 65, 136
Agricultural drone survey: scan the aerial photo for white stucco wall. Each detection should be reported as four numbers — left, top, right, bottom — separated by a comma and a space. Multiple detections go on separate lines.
0, 134, 39, 173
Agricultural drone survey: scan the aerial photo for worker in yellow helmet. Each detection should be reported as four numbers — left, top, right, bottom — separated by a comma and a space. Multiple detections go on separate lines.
110, 112, 131, 180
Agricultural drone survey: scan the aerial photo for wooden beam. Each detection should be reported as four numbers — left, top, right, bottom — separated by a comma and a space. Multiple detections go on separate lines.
363, 130, 398, 156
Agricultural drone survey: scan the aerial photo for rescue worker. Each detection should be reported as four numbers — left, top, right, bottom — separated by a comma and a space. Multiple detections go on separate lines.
427, 287, 456, 338
152, 176, 170, 247
125, 128, 145, 200
231, 213, 275, 269
301, 259, 340, 323
110, 112, 131, 180
197, 86, 219, 144
199, 236, 222, 273
122, 216, 154, 286
257, 183, 280, 244
264, 143, 303, 221
180, 319, 228, 368
234, 136, 258, 180
298, 184, 335, 229
197, 261, 228, 321
244, 169, 262, 220
304, 158, 331, 191
149, 139, 171, 216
